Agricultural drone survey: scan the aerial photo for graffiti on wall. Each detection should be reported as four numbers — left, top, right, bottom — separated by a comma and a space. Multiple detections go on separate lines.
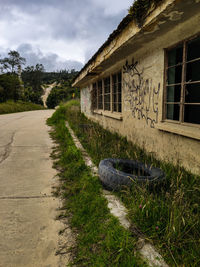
123, 59, 160, 128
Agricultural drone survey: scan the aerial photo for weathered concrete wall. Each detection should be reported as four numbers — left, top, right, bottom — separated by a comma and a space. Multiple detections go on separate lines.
81, 11, 200, 175
80, 86, 92, 116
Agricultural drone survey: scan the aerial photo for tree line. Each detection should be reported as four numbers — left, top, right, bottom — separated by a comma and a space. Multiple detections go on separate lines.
0, 50, 79, 106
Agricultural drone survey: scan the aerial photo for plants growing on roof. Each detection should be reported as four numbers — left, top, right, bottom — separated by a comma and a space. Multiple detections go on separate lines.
129, 0, 163, 26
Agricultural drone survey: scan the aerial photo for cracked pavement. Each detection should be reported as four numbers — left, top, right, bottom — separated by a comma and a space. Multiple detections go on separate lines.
0, 110, 71, 267
0, 131, 16, 164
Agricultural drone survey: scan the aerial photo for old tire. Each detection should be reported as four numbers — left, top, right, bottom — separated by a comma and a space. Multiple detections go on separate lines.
98, 158, 165, 191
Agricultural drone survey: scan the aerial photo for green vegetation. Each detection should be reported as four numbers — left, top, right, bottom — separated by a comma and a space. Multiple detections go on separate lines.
0, 100, 45, 115
46, 73, 79, 109
0, 50, 44, 105
0, 50, 79, 112
0, 50, 25, 74
0, 73, 22, 102
42, 69, 78, 85
22, 64, 45, 105
129, 0, 163, 26
58, 100, 200, 266
47, 103, 146, 267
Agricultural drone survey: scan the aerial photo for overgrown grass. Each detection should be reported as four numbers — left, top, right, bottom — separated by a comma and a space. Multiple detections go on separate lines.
0, 100, 45, 114
61, 100, 200, 266
47, 105, 146, 267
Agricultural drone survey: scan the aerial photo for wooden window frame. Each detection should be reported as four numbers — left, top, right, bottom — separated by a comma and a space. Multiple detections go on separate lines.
163, 34, 200, 126
103, 76, 111, 111
92, 70, 122, 114
97, 80, 103, 110
92, 82, 97, 110
112, 71, 122, 113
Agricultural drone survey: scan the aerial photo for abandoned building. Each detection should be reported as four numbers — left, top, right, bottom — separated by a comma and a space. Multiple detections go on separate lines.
73, 0, 200, 175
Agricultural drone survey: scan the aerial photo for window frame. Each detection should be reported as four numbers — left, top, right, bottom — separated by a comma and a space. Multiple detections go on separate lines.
163, 34, 200, 127
92, 70, 122, 115
112, 72, 122, 113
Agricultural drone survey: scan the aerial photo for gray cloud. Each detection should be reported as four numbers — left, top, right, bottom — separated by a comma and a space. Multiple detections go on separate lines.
0, 0, 133, 71
17, 43, 83, 71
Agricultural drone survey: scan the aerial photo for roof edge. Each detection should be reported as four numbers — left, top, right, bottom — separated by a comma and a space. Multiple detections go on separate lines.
73, 0, 173, 87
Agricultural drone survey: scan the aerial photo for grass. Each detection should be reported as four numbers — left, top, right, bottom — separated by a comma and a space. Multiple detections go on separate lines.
0, 100, 45, 114
59, 100, 200, 266
47, 104, 146, 267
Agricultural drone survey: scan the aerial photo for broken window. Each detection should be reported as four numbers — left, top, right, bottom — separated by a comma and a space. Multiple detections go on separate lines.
165, 35, 200, 125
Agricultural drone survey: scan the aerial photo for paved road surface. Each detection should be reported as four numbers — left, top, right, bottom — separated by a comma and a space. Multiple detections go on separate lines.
0, 110, 68, 267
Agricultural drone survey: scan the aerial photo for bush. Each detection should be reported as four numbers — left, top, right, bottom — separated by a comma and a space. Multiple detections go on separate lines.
0, 74, 21, 102
46, 85, 78, 109
0, 100, 45, 114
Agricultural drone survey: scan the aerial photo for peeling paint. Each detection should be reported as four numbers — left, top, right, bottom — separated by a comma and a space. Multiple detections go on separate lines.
163, 10, 184, 21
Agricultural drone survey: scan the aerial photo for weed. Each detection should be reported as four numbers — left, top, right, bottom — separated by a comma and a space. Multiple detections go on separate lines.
62, 100, 200, 266
47, 106, 146, 266
0, 100, 45, 114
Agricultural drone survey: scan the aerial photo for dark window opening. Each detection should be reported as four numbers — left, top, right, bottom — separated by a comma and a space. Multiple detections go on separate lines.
166, 104, 180, 121
168, 44, 183, 66
165, 35, 200, 125
98, 80, 103, 109
184, 105, 200, 124
92, 83, 97, 109
112, 72, 122, 112
166, 85, 181, 102
104, 77, 111, 111
92, 71, 122, 113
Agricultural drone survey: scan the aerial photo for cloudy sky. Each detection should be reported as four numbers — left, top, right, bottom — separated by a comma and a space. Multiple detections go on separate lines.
0, 0, 133, 71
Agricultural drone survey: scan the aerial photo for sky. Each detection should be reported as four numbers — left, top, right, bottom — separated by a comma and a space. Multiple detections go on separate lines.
0, 0, 133, 72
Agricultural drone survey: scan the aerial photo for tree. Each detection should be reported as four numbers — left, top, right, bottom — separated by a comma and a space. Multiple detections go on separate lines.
0, 50, 26, 74
22, 64, 44, 91
0, 74, 21, 102
21, 64, 45, 105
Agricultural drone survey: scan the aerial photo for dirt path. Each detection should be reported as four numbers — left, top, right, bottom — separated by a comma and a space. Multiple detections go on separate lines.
0, 110, 72, 267
42, 83, 57, 107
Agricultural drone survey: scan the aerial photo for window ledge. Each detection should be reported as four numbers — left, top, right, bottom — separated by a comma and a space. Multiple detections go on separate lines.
93, 110, 123, 120
156, 121, 200, 140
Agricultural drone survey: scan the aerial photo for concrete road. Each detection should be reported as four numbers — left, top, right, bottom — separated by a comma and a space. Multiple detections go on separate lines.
0, 110, 69, 267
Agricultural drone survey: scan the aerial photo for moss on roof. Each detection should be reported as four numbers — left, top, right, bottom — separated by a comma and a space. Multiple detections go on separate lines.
129, 0, 163, 26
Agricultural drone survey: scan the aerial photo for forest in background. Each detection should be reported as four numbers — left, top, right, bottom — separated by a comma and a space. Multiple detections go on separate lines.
0, 50, 79, 109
